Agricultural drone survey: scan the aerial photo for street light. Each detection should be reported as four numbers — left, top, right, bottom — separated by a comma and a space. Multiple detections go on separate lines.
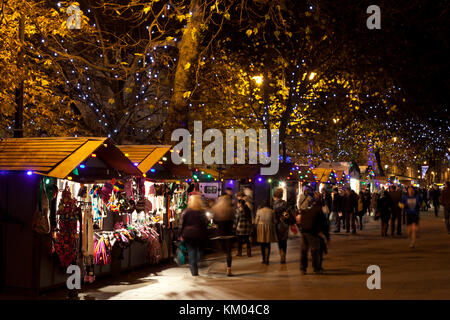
252, 75, 263, 85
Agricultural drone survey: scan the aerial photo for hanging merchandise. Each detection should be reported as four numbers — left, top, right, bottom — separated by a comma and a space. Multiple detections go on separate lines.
77, 184, 88, 198
113, 180, 125, 193
102, 182, 114, 204
125, 180, 133, 198
53, 184, 81, 268
147, 227, 161, 265
32, 179, 51, 234
82, 205, 95, 283
93, 235, 112, 265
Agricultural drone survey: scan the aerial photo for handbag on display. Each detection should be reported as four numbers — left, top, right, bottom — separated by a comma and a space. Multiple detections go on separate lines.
32, 180, 51, 234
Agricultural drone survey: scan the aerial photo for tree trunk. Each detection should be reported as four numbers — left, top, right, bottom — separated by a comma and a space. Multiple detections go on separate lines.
164, 0, 203, 143
14, 15, 25, 138
374, 148, 385, 176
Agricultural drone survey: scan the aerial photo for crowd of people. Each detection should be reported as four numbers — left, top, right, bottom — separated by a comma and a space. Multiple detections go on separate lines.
178, 181, 450, 277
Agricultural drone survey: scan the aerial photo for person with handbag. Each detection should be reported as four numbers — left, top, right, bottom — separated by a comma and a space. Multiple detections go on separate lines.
180, 195, 208, 276
255, 201, 278, 264
273, 188, 289, 264
298, 195, 330, 275
235, 199, 253, 257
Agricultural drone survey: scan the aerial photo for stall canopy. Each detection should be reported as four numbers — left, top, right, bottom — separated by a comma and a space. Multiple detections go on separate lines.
0, 137, 141, 179
118, 145, 171, 174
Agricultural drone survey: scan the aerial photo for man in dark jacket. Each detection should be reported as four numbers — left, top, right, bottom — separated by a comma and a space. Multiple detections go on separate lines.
341, 188, 357, 234
331, 188, 343, 232
299, 195, 330, 274
439, 182, 450, 233
430, 185, 441, 217
273, 188, 289, 264
388, 185, 403, 236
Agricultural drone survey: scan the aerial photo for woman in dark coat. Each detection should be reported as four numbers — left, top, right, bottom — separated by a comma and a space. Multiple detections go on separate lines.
211, 194, 236, 276
180, 195, 208, 276
376, 191, 394, 237
272, 188, 289, 264
235, 199, 253, 257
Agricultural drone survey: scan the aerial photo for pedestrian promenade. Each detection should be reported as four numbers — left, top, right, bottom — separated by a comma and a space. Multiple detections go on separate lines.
7, 209, 450, 300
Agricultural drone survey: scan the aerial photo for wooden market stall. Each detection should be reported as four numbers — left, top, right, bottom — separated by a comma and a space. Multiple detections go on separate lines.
0, 137, 142, 294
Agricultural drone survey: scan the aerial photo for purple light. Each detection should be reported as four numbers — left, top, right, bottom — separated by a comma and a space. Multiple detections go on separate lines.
228, 180, 234, 185
257, 177, 263, 182
134, 162, 139, 167
27, 171, 33, 176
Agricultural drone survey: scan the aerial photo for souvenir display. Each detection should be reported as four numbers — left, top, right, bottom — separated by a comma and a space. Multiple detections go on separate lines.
53, 184, 81, 268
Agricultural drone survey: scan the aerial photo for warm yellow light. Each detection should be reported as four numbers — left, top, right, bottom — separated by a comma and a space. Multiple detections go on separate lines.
252, 75, 263, 85
125, 153, 129, 157
309, 72, 316, 80
393, 137, 397, 142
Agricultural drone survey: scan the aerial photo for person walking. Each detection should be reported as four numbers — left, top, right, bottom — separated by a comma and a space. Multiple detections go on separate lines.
430, 185, 441, 217
298, 194, 330, 275
371, 191, 379, 217
421, 188, 429, 211
439, 181, 450, 233
356, 191, 365, 230
341, 188, 357, 234
363, 189, 372, 216
331, 188, 343, 232
273, 188, 289, 264
211, 194, 236, 276
400, 186, 422, 248
320, 188, 332, 223
235, 199, 253, 257
180, 195, 209, 277
388, 185, 403, 236
255, 201, 278, 264
376, 190, 393, 237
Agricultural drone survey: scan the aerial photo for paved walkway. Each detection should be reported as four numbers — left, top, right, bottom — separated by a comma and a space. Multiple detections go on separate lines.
34, 209, 450, 299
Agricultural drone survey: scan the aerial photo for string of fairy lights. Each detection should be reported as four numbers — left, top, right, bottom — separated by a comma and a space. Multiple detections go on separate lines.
4, 2, 448, 174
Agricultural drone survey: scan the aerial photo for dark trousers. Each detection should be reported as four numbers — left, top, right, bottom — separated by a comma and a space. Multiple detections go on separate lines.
345, 212, 356, 232
444, 207, 450, 233
185, 241, 203, 276
390, 211, 402, 235
357, 212, 364, 230
278, 239, 287, 253
300, 233, 321, 272
434, 202, 440, 217
260, 243, 271, 263
220, 238, 233, 268
334, 212, 344, 231
237, 235, 252, 256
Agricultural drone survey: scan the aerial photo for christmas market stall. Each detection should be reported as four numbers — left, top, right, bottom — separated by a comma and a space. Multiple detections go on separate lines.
0, 137, 147, 294
118, 145, 193, 263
